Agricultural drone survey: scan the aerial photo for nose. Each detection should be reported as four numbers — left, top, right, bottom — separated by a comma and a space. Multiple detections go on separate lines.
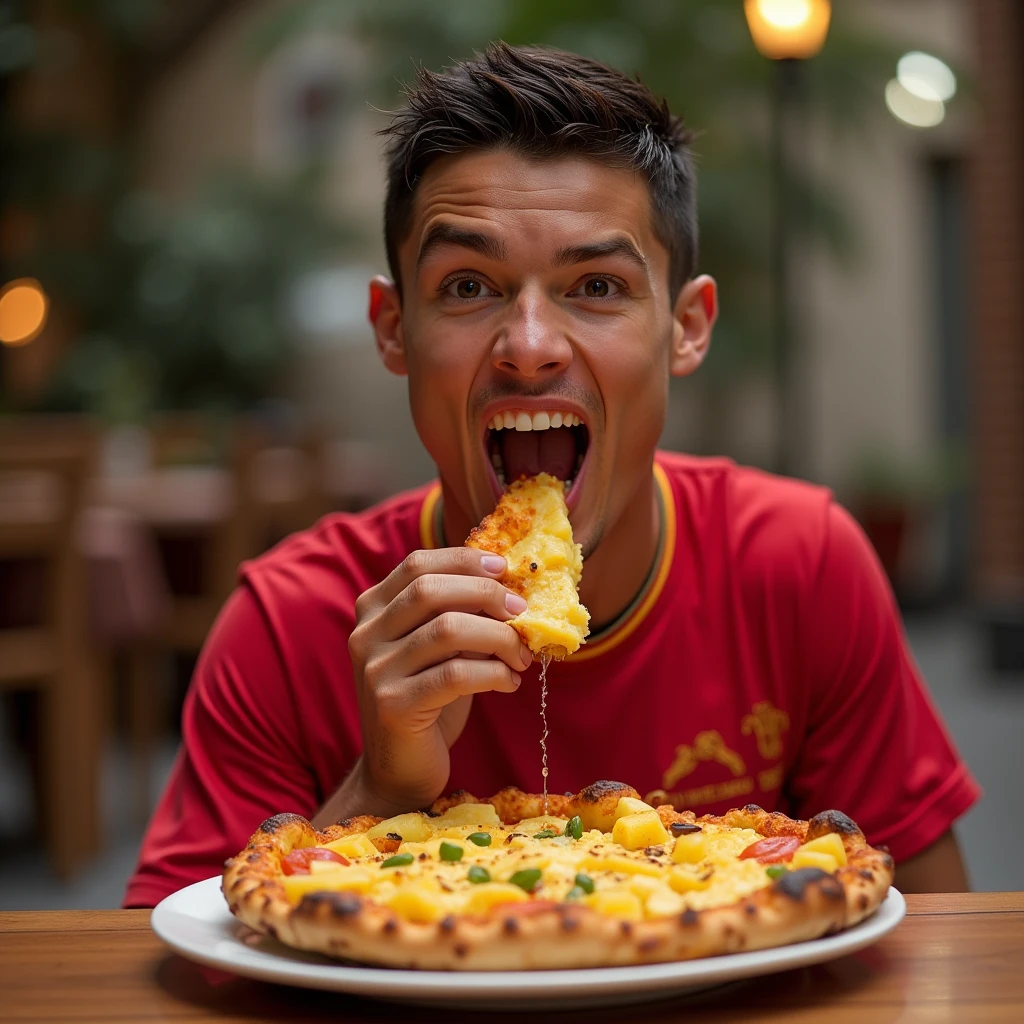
491, 286, 573, 380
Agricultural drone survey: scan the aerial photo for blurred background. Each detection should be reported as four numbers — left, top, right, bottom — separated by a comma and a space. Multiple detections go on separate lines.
0, 0, 1021, 904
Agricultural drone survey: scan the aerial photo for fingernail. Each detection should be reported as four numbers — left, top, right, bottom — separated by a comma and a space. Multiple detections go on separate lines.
480, 554, 506, 573
520, 644, 533, 669
511, 672, 522, 687
505, 593, 528, 615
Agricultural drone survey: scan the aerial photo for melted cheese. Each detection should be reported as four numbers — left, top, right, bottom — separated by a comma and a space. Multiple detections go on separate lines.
291, 809, 778, 922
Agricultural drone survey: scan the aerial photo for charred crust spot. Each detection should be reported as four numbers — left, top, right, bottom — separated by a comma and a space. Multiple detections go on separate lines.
530, 562, 538, 571
383, 918, 398, 934
418, 853, 428, 860
336, 817, 354, 829
560, 914, 580, 932
503, 917, 519, 935
680, 908, 699, 926
881, 854, 894, 870
578, 780, 633, 805
246, 853, 261, 863
858, 893, 869, 911
424, 810, 441, 818
439, 915, 456, 934
259, 812, 306, 834
743, 803, 764, 814
807, 809, 860, 838
744, 902, 757, 917
620, 921, 633, 936
505, 833, 525, 844
267, 925, 278, 939
386, 832, 402, 842
454, 943, 468, 958
644, 846, 665, 857
773, 867, 832, 901
301, 891, 361, 916
859, 869, 875, 881
639, 937, 661, 953
671, 822, 703, 836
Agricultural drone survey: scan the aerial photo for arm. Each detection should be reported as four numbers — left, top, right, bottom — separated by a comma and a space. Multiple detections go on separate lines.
895, 829, 970, 894
787, 503, 981, 867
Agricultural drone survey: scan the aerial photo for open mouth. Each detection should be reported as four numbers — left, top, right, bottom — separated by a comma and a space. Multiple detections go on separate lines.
484, 409, 590, 501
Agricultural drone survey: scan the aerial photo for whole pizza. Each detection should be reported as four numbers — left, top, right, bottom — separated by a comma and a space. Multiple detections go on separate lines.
222, 781, 894, 970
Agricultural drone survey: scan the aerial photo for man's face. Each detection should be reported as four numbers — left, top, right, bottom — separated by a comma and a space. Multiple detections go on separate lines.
379, 149, 709, 555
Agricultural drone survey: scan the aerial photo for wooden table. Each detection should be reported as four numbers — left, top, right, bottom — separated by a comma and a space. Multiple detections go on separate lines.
1, 893, 1021, 1022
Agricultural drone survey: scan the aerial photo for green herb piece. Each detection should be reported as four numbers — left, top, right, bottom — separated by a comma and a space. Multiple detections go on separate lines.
467, 832, 492, 847
439, 841, 464, 862
574, 871, 595, 894
467, 865, 491, 884
381, 853, 413, 868
533, 829, 559, 839
564, 886, 586, 901
766, 865, 788, 880
564, 815, 583, 840
508, 868, 543, 893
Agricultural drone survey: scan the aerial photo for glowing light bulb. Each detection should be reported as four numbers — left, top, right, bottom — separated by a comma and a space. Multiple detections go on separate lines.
0, 278, 48, 347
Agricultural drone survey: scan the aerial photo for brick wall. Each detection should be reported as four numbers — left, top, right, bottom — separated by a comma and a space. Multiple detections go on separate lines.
971, 0, 1024, 601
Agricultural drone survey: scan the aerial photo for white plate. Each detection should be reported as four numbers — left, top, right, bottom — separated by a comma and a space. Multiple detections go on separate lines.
151, 876, 906, 1011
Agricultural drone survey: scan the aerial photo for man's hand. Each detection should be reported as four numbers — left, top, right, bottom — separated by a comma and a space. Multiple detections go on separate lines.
313, 548, 531, 827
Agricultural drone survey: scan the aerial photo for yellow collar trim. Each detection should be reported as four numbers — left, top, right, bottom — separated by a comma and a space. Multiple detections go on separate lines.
567, 463, 675, 662
416, 465, 675, 662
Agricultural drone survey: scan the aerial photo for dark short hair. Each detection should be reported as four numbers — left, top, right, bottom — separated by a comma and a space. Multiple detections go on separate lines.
381, 41, 698, 297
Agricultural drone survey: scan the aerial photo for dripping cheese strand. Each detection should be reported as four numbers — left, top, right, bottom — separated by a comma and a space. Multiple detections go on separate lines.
539, 653, 551, 814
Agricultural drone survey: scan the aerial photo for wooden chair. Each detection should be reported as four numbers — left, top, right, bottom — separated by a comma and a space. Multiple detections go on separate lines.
0, 420, 102, 877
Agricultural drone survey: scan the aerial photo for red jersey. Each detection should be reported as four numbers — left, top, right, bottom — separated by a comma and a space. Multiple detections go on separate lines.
124, 452, 979, 908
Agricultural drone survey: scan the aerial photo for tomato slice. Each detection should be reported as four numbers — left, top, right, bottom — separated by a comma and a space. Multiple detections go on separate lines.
281, 848, 349, 876
739, 836, 800, 864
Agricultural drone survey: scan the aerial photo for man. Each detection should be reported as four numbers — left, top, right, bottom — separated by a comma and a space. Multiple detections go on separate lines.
126, 43, 977, 907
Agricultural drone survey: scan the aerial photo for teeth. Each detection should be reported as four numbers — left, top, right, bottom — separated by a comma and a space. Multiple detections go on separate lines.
487, 410, 583, 432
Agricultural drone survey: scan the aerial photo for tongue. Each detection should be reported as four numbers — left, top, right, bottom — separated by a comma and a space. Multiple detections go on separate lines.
500, 428, 577, 483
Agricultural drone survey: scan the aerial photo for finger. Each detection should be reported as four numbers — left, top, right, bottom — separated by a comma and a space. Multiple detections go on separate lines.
388, 612, 532, 677
399, 658, 524, 714
373, 547, 507, 608
379, 573, 528, 642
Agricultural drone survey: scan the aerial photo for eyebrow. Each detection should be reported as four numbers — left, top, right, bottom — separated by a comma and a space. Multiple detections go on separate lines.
552, 237, 649, 275
416, 223, 509, 269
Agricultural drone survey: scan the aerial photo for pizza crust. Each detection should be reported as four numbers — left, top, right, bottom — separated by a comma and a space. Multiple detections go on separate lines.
222, 784, 894, 971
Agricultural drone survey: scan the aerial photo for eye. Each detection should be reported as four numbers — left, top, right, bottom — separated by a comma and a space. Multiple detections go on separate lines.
442, 277, 496, 300
571, 277, 623, 299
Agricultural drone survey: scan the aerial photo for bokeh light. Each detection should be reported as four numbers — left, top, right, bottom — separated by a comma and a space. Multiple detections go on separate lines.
0, 278, 49, 346
898, 51, 957, 102
885, 77, 946, 128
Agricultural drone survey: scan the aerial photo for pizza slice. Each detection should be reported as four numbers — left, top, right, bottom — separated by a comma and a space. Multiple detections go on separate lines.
466, 472, 590, 659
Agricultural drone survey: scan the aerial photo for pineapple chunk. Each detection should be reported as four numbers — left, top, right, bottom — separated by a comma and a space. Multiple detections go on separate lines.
612, 811, 670, 851
625, 875, 663, 898
579, 854, 663, 878
387, 883, 447, 923
614, 796, 655, 819
644, 887, 687, 918
670, 832, 708, 865
365, 812, 433, 845
583, 890, 644, 921
790, 849, 838, 873
308, 859, 347, 874
799, 832, 847, 866
323, 834, 378, 859
668, 866, 712, 893
282, 869, 373, 903
435, 803, 502, 828
464, 883, 530, 914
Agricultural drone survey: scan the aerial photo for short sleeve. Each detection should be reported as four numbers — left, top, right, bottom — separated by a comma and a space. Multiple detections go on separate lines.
123, 585, 319, 908
786, 503, 980, 862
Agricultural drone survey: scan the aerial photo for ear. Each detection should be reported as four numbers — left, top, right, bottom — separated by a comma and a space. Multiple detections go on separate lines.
669, 275, 717, 378
369, 275, 406, 376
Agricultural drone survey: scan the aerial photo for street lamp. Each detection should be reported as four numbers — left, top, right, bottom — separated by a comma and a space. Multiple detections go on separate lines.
744, 0, 831, 477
